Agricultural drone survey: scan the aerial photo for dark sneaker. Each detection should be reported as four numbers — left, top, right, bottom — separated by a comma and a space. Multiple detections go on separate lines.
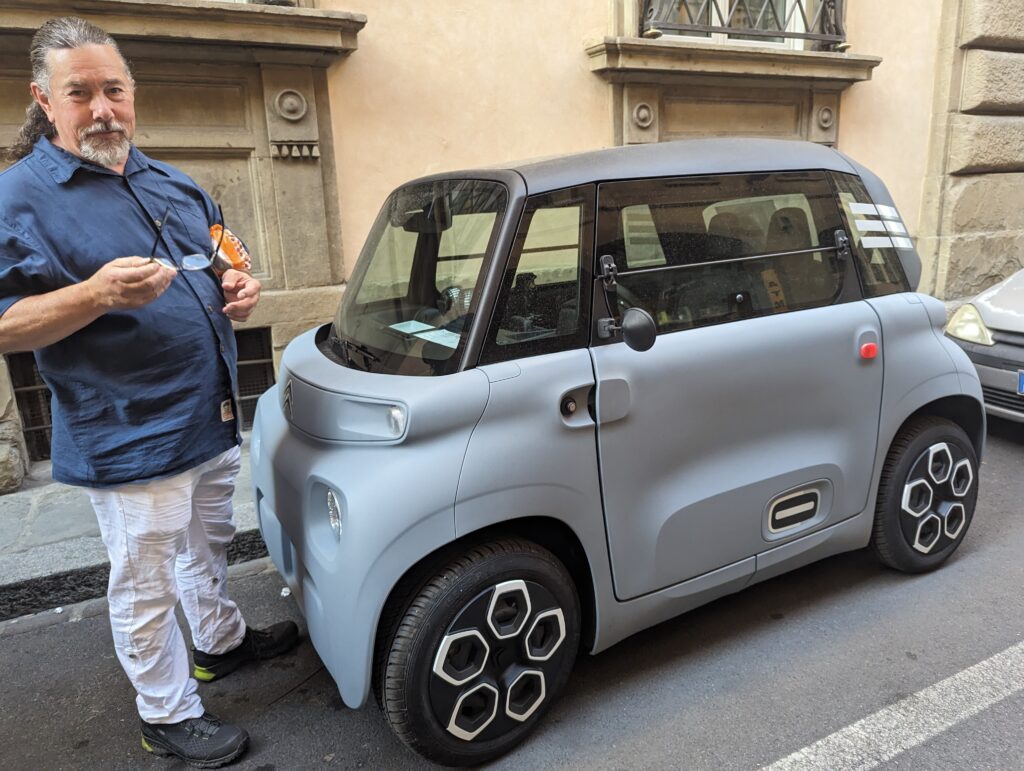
140, 712, 248, 768
193, 621, 299, 682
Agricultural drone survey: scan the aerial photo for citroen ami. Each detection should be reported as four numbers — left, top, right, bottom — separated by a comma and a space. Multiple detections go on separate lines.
251, 138, 984, 766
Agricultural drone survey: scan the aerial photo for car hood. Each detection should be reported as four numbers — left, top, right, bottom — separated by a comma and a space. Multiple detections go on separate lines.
975, 269, 1024, 333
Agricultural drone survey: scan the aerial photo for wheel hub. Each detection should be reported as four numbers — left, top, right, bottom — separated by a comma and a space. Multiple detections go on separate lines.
429, 579, 568, 742
899, 441, 975, 554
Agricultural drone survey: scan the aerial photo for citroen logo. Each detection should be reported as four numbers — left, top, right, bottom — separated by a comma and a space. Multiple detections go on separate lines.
283, 379, 293, 420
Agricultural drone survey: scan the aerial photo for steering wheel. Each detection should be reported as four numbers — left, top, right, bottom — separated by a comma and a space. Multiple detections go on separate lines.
438, 285, 472, 315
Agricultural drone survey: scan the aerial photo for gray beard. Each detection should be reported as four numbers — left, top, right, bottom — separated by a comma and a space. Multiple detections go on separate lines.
79, 131, 131, 168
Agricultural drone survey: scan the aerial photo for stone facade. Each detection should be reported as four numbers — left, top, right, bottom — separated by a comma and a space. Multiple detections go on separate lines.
919, 0, 1024, 298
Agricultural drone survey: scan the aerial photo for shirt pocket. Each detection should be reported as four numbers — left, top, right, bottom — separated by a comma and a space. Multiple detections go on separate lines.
165, 190, 213, 259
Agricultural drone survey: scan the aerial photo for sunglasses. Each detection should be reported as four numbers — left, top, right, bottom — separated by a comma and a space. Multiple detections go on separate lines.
148, 204, 227, 272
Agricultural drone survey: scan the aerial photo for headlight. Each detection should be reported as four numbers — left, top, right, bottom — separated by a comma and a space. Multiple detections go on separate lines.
326, 489, 343, 538
945, 303, 995, 346
387, 405, 407, 438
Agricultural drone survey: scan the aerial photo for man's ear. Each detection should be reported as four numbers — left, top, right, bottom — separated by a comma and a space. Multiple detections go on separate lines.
30, 83, 55, 123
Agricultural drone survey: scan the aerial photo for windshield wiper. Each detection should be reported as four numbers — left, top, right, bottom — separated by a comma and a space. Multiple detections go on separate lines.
337, 337, 380, 371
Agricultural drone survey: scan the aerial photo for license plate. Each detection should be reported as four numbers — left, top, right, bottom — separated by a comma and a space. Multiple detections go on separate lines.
1019, 370, 1024, 396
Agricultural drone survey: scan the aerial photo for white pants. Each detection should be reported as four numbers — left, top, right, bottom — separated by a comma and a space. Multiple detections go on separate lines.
87, 446, 247, 723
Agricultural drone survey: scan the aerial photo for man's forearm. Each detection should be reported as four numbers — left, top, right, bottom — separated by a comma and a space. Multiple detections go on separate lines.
0, 282, 104, 353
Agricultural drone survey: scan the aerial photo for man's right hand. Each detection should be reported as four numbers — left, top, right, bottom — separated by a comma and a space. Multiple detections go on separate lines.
87, 257, 177, 310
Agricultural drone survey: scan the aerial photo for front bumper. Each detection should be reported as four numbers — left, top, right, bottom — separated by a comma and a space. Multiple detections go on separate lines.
950, 334, 1024, 422
250, 389, 461, 708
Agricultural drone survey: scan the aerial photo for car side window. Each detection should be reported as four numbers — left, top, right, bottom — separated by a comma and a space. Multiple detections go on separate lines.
596, 172, 850, 333
480, 186, 594, 364
830, 172, 911, 297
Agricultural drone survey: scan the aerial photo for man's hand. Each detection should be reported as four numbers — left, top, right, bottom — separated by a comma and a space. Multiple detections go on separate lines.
221, 269, 261, 322
86, 257, 176, 310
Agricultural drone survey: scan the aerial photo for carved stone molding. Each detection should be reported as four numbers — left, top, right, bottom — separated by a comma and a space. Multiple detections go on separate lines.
588, 36, 880, 87
271, 142, 320, 160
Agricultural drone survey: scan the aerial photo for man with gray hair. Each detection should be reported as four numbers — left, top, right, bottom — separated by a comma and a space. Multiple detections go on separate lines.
0, 17, 298, 768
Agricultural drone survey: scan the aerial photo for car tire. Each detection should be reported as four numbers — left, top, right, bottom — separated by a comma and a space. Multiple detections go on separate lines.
379, 538, 580, 767
871, 416, 979, 573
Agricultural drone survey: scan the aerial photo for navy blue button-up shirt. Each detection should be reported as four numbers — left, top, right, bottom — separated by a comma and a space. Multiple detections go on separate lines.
0, 138, 241, 487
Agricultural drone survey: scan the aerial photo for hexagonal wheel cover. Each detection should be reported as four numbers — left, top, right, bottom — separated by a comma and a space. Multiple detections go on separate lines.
927, 443, 954, 485
524, 608, 566, 662
950, 459, 974, 498
487, 580, 532, 640
447, 682, 499, 741
913, 512, 942, 554
940, 501, 967, 540
901, 478, 933, 518
505, 670, 546, 723
433, 629, 490, 687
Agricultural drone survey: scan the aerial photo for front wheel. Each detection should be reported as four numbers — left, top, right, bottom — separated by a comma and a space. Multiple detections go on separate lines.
872, 416, 979, 572
379, 538, 580, 767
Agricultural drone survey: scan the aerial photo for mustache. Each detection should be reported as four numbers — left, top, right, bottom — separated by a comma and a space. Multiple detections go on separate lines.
79, 121, 127, 139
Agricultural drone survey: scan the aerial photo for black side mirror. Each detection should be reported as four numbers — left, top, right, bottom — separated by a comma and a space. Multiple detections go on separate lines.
597, 307, 656, 352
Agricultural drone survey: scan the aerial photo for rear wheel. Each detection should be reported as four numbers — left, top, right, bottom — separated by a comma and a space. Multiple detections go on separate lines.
872, 416, 978, 572
379, 538, 580, 766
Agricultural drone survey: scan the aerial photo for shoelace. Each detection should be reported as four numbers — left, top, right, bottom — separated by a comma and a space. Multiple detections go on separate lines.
184, 715, 221, 740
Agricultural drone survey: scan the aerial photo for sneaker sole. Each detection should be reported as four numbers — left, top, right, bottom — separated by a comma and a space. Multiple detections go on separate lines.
142, 735, 248, 769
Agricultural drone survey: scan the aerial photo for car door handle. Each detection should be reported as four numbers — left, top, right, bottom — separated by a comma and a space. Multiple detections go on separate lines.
596, 378, 631, 425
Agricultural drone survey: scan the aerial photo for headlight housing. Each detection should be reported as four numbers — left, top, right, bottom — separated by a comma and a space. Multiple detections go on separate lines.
945, 303, 995, 346
326, 489, 343, 538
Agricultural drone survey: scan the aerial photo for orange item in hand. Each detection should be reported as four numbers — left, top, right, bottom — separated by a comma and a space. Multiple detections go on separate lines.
209, 224, 252, 273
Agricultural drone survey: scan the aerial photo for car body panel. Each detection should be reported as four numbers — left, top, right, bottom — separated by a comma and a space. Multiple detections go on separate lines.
592, 300, 884, 600
974, 269, 1024, 334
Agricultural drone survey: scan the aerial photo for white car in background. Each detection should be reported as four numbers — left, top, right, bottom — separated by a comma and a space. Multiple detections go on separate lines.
946, 269, 1024, 422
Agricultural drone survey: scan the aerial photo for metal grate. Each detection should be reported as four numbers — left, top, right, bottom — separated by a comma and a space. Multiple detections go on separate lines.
7, 353, 51, 462
235, 327, 276, 430
982, 386, 1024, 417
641, 0, 846, 48
5, 328, 275, 461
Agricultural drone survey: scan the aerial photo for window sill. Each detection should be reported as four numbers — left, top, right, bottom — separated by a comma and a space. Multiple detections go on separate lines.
587, 36, 881, 88
0, 0, 366, 64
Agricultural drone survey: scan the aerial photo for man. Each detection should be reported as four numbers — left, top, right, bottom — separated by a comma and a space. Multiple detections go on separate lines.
0, 17, 298, 768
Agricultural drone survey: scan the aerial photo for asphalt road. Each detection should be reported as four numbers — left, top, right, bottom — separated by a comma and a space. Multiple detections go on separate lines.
1, 418, 1021, 770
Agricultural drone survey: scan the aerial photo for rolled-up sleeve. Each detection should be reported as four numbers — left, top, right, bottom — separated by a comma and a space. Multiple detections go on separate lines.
0, 216, 57, 317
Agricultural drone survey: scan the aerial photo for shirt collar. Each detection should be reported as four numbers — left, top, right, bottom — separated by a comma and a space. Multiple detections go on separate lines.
32, 136, 152, 184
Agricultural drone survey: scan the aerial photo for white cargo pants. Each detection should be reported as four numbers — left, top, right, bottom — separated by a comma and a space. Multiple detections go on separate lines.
86, 446, 247, 723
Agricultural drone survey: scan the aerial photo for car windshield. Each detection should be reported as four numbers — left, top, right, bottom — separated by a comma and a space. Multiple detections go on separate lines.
324, 179, 508, 375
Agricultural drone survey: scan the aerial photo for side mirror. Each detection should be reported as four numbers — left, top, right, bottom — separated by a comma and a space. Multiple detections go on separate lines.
597, 307, 656, 352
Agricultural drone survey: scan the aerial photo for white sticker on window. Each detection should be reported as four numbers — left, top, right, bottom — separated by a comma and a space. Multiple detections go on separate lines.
855, 219, 889, 233
885, 220, 908, 235
891, 237, 914, 249
877, 204, 900, 220
414, 328, 461, 348
390, 320, 434, 335
862, 236, 895, 249
849, 202, 879, 216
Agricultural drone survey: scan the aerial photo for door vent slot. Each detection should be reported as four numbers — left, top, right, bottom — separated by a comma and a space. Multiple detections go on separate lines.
768, 490, 820, 532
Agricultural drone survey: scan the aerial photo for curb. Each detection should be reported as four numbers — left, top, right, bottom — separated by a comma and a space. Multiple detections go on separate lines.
0, 529, 269, 623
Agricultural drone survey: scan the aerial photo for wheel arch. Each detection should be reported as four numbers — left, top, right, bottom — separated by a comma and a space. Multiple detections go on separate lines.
894, 394, 985, 459
371, 516, 597, 703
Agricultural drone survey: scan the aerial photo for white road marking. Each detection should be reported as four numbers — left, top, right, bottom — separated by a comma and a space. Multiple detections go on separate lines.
763, 639, 1024, 771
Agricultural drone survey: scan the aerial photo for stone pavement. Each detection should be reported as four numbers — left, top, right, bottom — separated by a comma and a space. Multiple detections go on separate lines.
0, 437, 262, 620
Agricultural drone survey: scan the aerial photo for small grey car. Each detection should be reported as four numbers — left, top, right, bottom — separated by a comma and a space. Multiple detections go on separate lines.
251, 138, 984, 766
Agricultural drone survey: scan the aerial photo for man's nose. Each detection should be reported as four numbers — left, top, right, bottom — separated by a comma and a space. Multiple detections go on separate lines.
90, 95, 115, 122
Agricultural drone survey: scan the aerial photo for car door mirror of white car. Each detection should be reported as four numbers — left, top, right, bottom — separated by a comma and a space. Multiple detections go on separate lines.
597, 307, 657, 352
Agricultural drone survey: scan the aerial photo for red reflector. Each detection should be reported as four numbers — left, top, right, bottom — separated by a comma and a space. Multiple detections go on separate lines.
860, 342, 878, 360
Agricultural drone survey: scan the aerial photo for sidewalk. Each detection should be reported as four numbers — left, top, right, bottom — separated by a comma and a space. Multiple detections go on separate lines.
0, 438, 263, 620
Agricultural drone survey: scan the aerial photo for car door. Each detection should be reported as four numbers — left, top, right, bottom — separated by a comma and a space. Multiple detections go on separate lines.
591, 171, 885, 601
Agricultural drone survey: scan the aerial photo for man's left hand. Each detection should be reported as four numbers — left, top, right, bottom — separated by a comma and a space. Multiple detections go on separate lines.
221, 269, 261, 322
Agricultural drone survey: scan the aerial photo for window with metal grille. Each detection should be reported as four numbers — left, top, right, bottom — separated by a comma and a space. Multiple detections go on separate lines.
7, 353, 51, 462
641, 0, 846, 51
6, 327, 275, 461
235, 327, 276, 430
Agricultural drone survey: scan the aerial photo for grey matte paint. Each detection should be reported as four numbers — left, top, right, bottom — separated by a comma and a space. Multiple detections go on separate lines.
251, 139, 984, 711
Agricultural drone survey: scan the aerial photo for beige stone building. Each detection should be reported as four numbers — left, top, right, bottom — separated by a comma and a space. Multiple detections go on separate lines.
0, 0, 1020, 490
